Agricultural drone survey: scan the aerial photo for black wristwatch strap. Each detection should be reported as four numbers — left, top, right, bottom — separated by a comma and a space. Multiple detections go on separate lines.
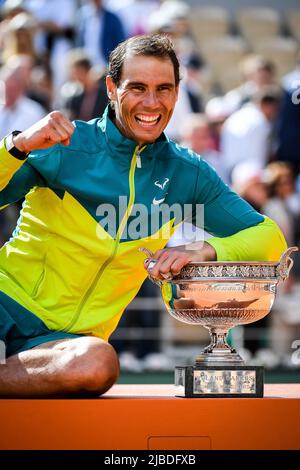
5, 131, 28, 160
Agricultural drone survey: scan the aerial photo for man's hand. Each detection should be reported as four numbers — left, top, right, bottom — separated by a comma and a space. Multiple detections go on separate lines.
145, 242, 216, 280
13, 111, 75, 154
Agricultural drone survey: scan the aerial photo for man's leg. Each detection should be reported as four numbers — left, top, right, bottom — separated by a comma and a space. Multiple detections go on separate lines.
0, 336, 120, 398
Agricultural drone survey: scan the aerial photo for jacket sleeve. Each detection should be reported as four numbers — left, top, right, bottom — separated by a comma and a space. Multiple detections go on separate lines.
0, 139, 45, 210
194, 159, 287, 261
207, 216, 287, 261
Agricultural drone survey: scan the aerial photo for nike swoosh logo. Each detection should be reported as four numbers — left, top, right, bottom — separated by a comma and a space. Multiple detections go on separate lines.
152, 197, 166, 206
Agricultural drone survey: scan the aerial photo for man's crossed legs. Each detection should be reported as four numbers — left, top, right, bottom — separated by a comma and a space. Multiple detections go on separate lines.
0, 336, 120, 397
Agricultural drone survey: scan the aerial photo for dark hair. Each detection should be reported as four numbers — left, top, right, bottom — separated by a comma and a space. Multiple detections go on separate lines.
68, 49, 91, 71
265, 162, 295, 197
108, 34, 180, 86
254, 85, 282, 105
255, 57, 275, 75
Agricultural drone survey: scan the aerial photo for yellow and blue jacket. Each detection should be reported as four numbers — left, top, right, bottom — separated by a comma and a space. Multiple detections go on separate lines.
0, 107, 287, 341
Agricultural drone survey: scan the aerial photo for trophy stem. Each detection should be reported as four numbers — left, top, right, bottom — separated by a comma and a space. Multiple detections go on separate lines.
195, 327, 244, 366
204, 327, 235, 353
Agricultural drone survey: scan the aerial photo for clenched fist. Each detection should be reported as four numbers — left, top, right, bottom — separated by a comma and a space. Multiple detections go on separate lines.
13, 111, 75, 154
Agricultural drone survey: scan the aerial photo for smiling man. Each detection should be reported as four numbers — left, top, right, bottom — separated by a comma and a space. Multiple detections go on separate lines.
0, 35, 286, 397
106, 51, 178, 144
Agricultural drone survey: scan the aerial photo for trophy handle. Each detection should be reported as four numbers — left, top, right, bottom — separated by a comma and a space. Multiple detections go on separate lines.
277, 246, 299, 282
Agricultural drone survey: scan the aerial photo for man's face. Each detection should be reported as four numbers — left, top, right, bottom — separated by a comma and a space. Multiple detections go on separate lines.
261, 102, 279, 122
254, 68, 273, 87
106, 54, 178, 146
70, 64, 88, 84
4, 73, 23, 107
92, 0, 102, 8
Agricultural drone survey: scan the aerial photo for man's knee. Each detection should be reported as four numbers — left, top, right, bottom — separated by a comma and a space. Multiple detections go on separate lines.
60, 337, 120, 395
81, 338, 120, 394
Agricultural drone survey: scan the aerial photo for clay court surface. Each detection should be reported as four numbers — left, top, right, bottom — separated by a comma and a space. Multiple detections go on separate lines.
0, 383, 299, 450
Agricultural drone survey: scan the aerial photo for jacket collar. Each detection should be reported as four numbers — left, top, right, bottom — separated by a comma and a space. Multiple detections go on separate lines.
97, 105, 169, 159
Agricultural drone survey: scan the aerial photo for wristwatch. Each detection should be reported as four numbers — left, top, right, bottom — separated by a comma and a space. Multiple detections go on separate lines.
5, 131, 28, 160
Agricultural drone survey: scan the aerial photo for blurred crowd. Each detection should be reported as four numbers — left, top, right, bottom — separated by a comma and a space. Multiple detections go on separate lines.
0, 0, 300, 369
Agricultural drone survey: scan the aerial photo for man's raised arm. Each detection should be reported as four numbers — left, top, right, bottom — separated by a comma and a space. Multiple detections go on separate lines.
0, 111, 74, 208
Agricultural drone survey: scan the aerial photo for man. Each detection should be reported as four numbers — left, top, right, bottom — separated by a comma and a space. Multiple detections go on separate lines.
277, 53, 300, 172
221, 85, 281, 180
224, 55, 276, 114
0, 35, 286, 397
77, 0, 126, 69
60, 49, 108, 121
179, 113, 228, 183
0, 61, 46, 140
25, 0, 77, 102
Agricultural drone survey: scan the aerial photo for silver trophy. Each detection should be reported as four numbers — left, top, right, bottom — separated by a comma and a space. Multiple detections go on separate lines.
142, 247, 298, 398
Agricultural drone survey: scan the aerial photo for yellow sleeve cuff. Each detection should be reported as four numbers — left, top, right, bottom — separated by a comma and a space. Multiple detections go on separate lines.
0, 138, 26, 190
207, 216, 287, 262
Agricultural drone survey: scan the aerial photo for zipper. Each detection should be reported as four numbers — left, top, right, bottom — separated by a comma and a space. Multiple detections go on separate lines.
136, 152, 142, 168
63, 145, 145, 332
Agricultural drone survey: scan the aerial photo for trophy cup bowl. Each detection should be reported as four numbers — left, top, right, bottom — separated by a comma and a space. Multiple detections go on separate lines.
144, 247, 298, 398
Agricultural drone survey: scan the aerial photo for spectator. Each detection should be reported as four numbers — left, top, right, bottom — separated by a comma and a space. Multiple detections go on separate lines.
25, 0, 77, 102
205, 96, 231, 151
1, 0, 24, 17
225, 55, 277, 114
164, 81, 193, 141
27, 64, 53, 111
264, 162, 300, 247
0, 0, 27, 57
264, 162, 300, 359
60, 49, 108, 121
221, 86, 281, 180
3, 53, 51, 109
231, 163, 268, 213
183, 54, 204, 113
180, 113, 229, 183
148, 0, 202, 68
148, 3, 204, 141
77, 0, 126, 69
1, 12, 37, 62
0, 61, 46, 140
277, 53, 300, 172
108, 0, 159, 37
5, 53, 34, 90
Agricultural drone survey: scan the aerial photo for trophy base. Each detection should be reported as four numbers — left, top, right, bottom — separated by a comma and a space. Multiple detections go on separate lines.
175, 365, 264, 398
